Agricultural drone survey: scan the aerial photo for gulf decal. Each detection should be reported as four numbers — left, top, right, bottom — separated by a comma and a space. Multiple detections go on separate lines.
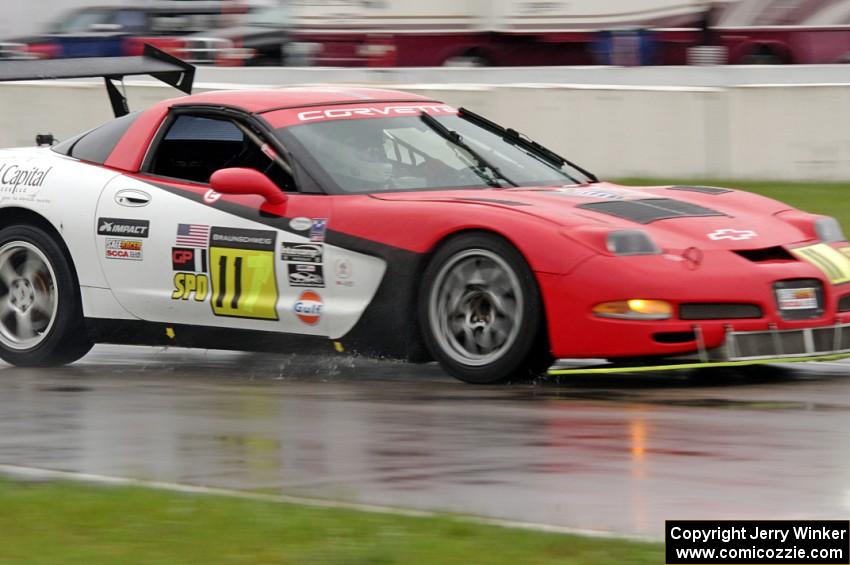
294, 291, 323, 325
792, 244, 850, 285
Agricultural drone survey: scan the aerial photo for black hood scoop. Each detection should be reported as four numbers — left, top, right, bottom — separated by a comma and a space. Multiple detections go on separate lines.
576, 198, 726, 224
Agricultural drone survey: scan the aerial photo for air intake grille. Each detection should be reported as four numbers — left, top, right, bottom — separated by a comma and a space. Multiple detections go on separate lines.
728, 325, 850, 359
840, 295, 850, 313
680, 303, 763, 320
734, 247, 796, 263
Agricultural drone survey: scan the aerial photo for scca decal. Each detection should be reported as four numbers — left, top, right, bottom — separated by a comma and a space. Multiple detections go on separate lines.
105, 239, 143, 261
297, 105, 456, 122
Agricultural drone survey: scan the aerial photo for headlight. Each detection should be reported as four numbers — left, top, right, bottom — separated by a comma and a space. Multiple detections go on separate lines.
606, 230, 661, 256
593, 300, 673, 320
814, 217, 846, 243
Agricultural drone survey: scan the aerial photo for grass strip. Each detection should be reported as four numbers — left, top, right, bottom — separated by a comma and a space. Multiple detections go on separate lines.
0, 478, 662, 565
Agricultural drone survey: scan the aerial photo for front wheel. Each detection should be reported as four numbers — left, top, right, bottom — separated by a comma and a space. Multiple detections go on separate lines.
419, 233, 551, 384
0, 225, 92, 366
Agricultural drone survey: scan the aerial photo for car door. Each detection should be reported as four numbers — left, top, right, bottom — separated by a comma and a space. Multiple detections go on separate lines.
95, 110, 333, 336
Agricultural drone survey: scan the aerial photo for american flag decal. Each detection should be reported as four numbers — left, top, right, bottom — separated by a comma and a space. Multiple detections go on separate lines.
176, 224, 210, 247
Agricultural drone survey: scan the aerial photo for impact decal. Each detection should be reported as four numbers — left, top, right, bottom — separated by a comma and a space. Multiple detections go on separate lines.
309, 219, 328, 242
792, 244, 850, 285
288, 264, 324, 288
98, 218, 150, 238
280, 242, 323, 264
105, 239, 143, 261
208, 227, 279, 320
293, 291, 323, 325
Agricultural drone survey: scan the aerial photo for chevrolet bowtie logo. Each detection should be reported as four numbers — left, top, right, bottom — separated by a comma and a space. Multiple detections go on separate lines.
707, 229, 758, 241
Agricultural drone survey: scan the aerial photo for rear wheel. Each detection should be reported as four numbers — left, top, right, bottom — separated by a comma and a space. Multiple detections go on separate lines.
420, 233, 552, 383
0, 225, 92, 366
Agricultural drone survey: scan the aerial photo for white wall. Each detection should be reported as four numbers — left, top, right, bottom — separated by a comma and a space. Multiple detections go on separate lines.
0, 78, 849, 181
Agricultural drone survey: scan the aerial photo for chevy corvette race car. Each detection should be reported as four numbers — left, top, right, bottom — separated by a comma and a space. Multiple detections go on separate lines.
0, 48, 848, 383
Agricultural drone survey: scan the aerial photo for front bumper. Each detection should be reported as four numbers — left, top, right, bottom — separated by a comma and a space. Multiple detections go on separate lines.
539, 245, 850, 360
724, 323, 850, 360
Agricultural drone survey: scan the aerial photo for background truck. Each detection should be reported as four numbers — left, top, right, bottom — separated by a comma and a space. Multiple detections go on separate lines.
283, 0, 850, 66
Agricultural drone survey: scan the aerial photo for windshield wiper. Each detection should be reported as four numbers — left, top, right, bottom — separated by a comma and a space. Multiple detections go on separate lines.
457, 107, 599, 184
419, 112, 517, 188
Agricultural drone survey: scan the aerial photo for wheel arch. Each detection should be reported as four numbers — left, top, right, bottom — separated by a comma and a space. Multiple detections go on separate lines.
0, 207, 82, 288
420, 227, 552, 349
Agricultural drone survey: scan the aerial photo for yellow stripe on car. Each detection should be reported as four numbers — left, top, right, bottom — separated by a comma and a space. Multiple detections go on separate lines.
547, 352, 850, 375
791, 244, 850, 285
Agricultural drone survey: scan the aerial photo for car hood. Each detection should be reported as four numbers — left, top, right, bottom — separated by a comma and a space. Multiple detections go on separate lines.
369, 183, 816, 250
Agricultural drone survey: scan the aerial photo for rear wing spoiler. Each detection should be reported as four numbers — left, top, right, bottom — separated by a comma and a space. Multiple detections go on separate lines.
0, 45, 195, 118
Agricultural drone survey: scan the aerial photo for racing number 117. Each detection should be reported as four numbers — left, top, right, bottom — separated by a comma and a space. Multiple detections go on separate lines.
209, 247, 279, 320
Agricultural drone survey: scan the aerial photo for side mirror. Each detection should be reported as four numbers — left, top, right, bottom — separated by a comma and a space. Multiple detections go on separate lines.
210, 168, 287, 215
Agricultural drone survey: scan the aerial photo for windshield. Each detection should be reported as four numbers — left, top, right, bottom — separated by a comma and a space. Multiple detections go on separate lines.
279, 115, 592, 194
247, 5, 290, 27
50, 10, 109, 33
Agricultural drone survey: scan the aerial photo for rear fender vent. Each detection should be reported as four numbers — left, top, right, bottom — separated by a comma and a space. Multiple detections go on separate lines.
734, 247, 796, 263
679, 303, 764, 320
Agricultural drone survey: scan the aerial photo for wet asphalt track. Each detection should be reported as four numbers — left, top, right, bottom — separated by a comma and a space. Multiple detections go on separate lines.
0, 345, 848, 538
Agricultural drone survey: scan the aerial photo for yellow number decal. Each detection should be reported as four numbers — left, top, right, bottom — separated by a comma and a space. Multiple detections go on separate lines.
209, 228, 279, 320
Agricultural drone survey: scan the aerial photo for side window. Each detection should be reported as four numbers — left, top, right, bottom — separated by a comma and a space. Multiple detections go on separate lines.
147, 114, 293, 189
52, 112, 140, 165
112, 10, 147, 32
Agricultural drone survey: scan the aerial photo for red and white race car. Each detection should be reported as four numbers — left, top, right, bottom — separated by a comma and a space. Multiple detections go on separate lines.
0, 48, 848, 383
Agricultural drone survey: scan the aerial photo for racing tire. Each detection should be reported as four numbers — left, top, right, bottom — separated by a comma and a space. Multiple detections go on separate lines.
0, 225, 92, 367
419, 233, 552, 384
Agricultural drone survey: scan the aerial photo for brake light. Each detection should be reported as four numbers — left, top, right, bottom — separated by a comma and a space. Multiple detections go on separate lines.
124, 37, 186, 58
25, 43, 58, 60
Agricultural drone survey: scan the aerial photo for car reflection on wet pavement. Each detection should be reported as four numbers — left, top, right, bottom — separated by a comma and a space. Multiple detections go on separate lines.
0, 345, 848, 538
